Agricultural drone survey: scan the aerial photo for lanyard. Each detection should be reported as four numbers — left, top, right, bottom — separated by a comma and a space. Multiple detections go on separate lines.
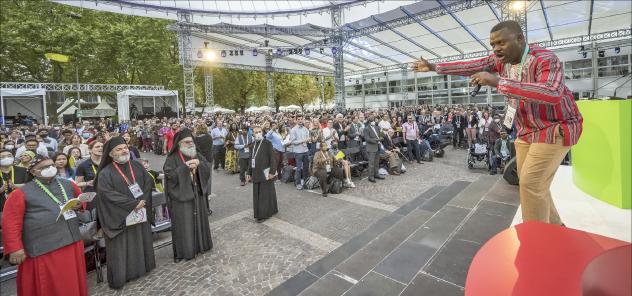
506, 45, 530, 81
91, 164, 97, 175
252, 140, 263, 160
240, 135, 250, 147
112, 161, 136, 186
0, 166, 15, 184
34, 178, 69, 206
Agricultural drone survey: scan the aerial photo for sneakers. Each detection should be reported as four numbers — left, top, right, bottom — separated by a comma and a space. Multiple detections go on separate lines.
344, 179, 356, 188
296, 184, 303, 190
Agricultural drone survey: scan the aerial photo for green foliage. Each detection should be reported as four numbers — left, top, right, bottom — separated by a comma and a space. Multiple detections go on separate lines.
1, 0, 332, 115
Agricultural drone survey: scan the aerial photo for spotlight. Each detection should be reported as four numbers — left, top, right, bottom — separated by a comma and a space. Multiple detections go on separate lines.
598, 50, 605, 58
579, 45, 585, 52
511, 1, 525, 11
332, 47, 338, 55
305, 48, 310, 55
203, 51, 216, 61
221, 50, 227, 58
319, 48, 324, 54
614, 47, 620, 54
253, 49, 258, 56
582, 52, 587, 58
229, 50, 234, 56
239, 49, 244, 56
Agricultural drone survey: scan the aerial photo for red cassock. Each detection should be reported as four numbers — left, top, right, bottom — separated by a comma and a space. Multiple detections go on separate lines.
2, 183, 88, 296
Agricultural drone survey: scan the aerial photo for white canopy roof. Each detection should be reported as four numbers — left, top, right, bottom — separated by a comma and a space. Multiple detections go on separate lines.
279, 104, 301, 111
94, 101, 114, 110
0, 88, 45, 97
54, 1, 631, 76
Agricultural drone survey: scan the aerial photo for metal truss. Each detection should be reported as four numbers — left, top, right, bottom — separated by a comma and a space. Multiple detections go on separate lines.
401, 67, 408, 102
437, 0, 489, 51
97, 0, 370, 18
497, 0, 528, 41
304, 0, 489, 48
0, 82, 164, 92
331, 5, 345, 113
347, 22, 418, 61
204, 66, 214, 111
347, 28, 632, 76
399, 6, 463, 55
539, 0, 553, 41
265, 52, 275, 109
587, 0, 595, 35
175, 22, 332, 37
177, 11, 196, 113
208, 62, 332, 77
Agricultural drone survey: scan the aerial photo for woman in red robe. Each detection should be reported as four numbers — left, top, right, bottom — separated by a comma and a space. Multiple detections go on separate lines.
2, 155, 87, 296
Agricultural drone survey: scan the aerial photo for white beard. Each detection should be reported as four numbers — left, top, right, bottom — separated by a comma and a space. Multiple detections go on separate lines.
113, 153, 130, 164
180, 146, 197, 158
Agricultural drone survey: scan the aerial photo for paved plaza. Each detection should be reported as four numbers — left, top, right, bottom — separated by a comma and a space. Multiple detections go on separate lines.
1, 149, 492, 296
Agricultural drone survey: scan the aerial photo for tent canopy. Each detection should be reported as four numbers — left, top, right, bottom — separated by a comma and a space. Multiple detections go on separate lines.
117, 89, 179, 122
54, 0, 632, 76
0, 88, 47, 126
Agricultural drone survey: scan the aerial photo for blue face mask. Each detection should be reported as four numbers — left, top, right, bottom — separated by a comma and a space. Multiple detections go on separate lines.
82, 133, 91, 139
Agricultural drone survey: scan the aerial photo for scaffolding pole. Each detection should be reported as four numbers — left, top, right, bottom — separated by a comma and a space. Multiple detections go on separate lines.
331, 5, 345, 113
178, 11, 195, 114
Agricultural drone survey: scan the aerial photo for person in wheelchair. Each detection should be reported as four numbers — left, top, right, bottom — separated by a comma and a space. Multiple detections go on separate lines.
490, 130, 515, 175
380, 129, 404, 175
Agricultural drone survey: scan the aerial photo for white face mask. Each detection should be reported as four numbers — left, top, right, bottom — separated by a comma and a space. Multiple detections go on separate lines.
255, 133, 263, 141
494, 119, 500, 123
5, 145, 14, 150
0, 157, 14, 166
40, 166, 58, 178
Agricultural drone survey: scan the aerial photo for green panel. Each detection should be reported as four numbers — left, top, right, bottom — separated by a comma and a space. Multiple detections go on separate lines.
572, 100, 631, 209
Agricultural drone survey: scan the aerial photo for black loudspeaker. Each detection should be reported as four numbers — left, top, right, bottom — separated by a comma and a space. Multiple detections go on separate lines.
503, 157, 519, 185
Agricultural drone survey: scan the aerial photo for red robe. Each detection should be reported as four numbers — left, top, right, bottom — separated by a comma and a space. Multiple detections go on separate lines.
2, 183, 88, 296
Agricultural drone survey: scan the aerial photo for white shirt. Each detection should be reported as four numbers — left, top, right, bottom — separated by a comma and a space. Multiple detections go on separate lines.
15, 143, 49, 158
378, 120, 391, 131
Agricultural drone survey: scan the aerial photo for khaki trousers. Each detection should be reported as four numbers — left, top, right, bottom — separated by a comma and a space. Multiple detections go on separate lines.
514, 131, 570, 225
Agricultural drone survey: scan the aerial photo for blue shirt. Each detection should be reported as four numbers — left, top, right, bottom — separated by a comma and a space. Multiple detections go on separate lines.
266, 130, 284, 152
210, 127, 228, 145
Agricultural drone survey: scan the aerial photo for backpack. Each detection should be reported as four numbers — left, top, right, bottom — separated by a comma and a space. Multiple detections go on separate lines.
304, 176, 320, 190
328, 178, 343, 194
281, 165, 295, 183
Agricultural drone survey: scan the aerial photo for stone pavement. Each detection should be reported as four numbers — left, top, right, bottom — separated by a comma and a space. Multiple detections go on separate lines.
0, 148, 489, 296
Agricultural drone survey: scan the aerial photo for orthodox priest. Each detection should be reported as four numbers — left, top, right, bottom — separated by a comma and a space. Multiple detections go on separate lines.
163, 129, 213, 261
95, 137, 155, 289
2, 155, 87, 296
249, 126, 278, 222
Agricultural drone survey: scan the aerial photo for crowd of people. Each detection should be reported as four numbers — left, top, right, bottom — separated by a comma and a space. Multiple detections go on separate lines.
0, 103, 515, 294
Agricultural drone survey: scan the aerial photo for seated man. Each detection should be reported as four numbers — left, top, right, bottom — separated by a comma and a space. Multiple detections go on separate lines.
490, 130, 515, 175
380, 129, 404, 175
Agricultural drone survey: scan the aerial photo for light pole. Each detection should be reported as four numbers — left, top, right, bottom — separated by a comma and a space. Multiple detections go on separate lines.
75, 65, 81, 120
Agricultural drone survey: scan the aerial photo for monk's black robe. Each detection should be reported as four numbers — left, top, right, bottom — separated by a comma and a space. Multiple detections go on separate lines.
163, 152, 213, 261
96, 160, 155, 289
248, 139, 278, 220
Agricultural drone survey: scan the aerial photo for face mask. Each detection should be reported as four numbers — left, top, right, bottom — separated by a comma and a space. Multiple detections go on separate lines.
370, 121, 376, 126
255, 133, 263, 141
40, 166, 58, 178
0, 157, 14, 166
494, 119, 500, 123
82, 133, 91, 139
5, 145, 14, 150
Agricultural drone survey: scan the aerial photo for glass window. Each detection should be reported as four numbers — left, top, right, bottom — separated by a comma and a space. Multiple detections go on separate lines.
417, 77, 432, 84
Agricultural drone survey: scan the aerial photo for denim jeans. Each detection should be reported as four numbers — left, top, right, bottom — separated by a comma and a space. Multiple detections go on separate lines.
405, 140, 421, 161
294, 152, 310, 186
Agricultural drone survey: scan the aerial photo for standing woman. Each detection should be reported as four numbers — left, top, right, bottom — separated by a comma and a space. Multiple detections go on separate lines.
63, 134, 90, 159
121, 132, 141, 160
224, 123, 239, 174
52, 153, 75, 181
479, 111, 492, 145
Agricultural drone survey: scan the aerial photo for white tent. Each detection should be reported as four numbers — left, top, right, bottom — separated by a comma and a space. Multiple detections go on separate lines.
257, 106, 274, 112
117, 89, 179, 122
244, 106, 261, 113
213, 106, 235, 114
0, 88, 47, 126
279, 105, 301, 111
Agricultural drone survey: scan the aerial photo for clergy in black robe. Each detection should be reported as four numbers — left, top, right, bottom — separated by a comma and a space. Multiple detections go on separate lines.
95, 137, 155, 289
248, 126, 278, 222
163, 129, 213, 261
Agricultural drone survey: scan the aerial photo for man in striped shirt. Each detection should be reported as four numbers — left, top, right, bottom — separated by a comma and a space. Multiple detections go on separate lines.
413, 20, 583, 226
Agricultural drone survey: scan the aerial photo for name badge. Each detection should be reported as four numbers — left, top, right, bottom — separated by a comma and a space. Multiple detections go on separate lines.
504, 105, 517, 129
128, 183, 144, 199
60, 206, 77, 220
244, 148, 249, 153
251, 159, 256, 168
326, 164, 331, 173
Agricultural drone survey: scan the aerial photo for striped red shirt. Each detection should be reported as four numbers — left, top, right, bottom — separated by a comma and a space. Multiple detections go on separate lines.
435, 45, 583, 146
